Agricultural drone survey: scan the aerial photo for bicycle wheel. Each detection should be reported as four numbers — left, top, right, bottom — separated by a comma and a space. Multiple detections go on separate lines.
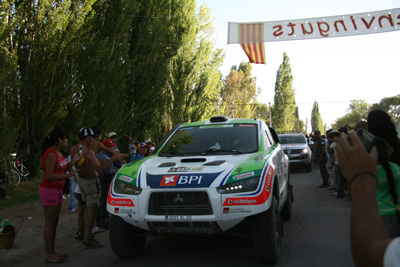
10, 169, 21, 185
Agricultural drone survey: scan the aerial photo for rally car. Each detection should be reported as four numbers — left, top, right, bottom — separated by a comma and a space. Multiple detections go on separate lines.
107, 116, 292, 264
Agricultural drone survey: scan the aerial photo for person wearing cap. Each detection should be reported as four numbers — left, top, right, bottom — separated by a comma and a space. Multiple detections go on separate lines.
70, 127, 125, 249
145, 139, 152, 156
314, 130, 330, 188
104, 132, 123, 169
134, 143, 147, 161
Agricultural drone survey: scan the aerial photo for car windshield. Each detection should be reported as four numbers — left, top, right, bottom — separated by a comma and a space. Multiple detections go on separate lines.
279, 135, 306, 144
159, 124, 258, 156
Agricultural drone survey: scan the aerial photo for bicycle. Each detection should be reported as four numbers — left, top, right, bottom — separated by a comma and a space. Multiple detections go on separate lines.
9, 153, 30, 185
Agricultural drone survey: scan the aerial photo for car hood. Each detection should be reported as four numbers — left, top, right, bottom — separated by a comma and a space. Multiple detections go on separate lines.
114, 150, 276, 189
280, 143, 307, 150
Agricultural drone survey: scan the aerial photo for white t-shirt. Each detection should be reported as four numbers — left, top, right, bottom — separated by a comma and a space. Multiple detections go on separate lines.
384, 237, 400, 267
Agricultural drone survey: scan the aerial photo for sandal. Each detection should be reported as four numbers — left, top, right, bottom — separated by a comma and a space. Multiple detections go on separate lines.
82, 241, 104, 249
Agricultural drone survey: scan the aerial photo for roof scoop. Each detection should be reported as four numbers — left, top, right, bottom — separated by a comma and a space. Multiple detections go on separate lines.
158, 162, 176, 167
203, 160, 226, 166
181, 158, 206, 163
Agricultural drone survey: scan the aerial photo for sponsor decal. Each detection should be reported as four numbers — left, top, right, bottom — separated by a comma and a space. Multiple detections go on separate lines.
147, 172, 222, 188
108, 196, 135, 207
157, 228, 213, 234
160, 175, 179, 186
119, 175, 133, 183
223, 165, 275, 206
168, 167, 204, 173
238, 124, 255, 127
165, 215, 192, 221
223, 207, 230, 214
114, 208, 119, 213
232, 171, 255, 180
116, 208, 135, 214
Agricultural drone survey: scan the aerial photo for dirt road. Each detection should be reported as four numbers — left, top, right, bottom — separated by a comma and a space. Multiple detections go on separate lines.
0, 198, 80, 265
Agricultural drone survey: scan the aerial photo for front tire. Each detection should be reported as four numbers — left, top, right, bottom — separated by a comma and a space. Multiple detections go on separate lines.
109, 215, 147, 258
253, 196, 281, 264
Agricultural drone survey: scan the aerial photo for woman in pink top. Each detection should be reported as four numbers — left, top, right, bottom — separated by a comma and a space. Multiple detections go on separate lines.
39, 128, 79, 263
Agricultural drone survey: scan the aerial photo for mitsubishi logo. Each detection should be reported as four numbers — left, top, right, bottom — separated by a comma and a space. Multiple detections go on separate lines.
174, 193, 184, 203
287, 149, 292, 154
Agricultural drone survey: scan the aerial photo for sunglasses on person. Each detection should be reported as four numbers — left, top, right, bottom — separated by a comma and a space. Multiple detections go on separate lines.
110, 135, 117, 138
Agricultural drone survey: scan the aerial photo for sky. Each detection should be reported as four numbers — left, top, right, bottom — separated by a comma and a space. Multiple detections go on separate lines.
197, 0, 400, 131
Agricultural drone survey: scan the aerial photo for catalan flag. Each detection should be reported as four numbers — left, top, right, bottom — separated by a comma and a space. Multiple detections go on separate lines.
238, 23, 266, 64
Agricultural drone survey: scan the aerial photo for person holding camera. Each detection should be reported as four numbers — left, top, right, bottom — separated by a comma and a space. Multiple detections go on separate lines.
335, 132, 399, 266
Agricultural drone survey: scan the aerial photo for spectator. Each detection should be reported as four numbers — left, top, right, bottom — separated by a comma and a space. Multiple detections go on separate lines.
128, 137, 137, 162
145, 139, 152, 156
373, 137, 400, 237
39, 128, 80, 263
67, 152, 78, 213
70, 127, 125, 249
105, 132, 123, 168
367, 110, 400, 166
328, 131, 345, 198
134, 143, 147, 161
95, 147, 116, 230
335, 132, 399, 267
314, 130, 329, 188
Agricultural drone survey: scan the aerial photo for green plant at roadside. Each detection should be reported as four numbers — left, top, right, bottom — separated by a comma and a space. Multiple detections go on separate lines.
0, 177, 41, 210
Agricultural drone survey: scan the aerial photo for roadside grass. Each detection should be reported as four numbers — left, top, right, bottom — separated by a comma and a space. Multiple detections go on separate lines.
0, 178, 41, 210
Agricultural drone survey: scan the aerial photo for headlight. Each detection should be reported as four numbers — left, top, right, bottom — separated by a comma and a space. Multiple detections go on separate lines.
301, 148, 309, 154
217, 176, 260, 194
113, 179, 142, 195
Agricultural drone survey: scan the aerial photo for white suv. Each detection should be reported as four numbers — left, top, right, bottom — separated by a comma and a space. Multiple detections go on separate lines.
278, 133, 312, 172
107, 116, 291, 264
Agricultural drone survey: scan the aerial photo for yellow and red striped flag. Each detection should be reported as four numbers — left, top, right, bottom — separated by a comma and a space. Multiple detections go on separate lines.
238, 23, 266, 64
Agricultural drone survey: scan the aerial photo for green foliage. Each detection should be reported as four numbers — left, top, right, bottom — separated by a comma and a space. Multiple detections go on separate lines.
311, 101, 325, 133
370, 95, 400, 121
333, 100, 371, 129
273, 53, 296, 131
220, 62, 258, 118
0, 0, 224, 173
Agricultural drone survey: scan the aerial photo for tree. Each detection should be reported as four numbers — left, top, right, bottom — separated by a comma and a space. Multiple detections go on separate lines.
273, 53, 296, 132
220, 62, 258, 118
370, 95, 400, 121
333, 100, 371, 129
311, 101, 324, 133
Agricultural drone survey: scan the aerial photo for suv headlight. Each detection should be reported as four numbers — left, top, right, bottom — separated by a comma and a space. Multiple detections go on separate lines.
301, 148, 310, 154
114, 179, 142, 195
217, 176, 260, 194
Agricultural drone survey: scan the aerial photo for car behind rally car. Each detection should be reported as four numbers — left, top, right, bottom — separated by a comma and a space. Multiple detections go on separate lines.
107, 116, 292, 264
278, 133, 312, 172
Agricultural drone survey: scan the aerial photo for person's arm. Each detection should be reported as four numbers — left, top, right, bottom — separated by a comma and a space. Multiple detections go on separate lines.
335, 132, 391, 267
84, 149, 124, 174
44, 153, 79, 181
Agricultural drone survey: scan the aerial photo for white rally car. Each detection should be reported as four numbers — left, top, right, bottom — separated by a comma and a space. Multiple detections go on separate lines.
107, 116, 292, 264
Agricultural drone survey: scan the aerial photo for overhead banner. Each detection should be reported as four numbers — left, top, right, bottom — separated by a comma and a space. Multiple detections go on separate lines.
228, 8, 400, 44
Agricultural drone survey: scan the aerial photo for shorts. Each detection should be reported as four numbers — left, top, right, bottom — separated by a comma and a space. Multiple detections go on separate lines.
39, 186, 63, 206
77, 176, 100, 207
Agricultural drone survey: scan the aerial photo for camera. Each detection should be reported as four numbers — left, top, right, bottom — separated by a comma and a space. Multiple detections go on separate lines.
350, 128, 375, 152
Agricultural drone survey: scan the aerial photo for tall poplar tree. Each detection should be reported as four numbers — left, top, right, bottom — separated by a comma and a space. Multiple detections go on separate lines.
311, 101, 324, 133
220, 62, 258, 118
273, 52, 296, 132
